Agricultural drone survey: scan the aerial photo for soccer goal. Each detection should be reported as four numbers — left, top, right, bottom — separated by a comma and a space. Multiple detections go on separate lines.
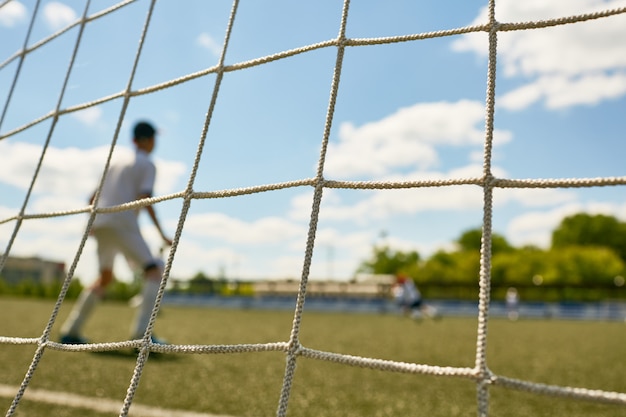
1, 1, 625, 416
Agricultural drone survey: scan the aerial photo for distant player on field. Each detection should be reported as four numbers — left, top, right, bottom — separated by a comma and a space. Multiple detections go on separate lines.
60, 121, 172, 345
505, 287, 520, 321
393, 274, 439, 320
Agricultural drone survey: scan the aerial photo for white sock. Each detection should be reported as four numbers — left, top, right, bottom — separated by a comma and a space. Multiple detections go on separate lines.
131, 279, 160, 339
61, 288, 99, 336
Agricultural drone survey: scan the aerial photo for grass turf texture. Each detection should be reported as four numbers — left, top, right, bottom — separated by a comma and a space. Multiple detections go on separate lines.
1, 297, 624, 417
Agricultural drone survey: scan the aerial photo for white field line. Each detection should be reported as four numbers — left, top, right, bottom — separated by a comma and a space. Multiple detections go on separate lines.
0, 384, 235, 417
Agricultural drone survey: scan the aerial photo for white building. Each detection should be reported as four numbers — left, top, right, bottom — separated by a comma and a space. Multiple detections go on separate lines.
0, 255, 66, 285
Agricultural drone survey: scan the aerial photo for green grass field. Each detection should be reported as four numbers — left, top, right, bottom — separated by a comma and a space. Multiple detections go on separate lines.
1, 297, 625, 417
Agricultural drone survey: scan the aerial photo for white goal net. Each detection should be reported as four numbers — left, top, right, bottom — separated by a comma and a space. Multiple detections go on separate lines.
1, 0, 626, 416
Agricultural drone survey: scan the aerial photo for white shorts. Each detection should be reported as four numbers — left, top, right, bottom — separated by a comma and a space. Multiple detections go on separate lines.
92, 226, 156, 272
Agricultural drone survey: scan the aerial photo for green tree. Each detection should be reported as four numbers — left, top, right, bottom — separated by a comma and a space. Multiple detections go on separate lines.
419, 250, 480, 284
552, 213, 626, 261
188, 272, 216, 294
492, 246, 624, 287
547, 246, 624, 286
106, 280, 141, 301
352, 220, 626, 301
457, 228, 514, 254
356, 245, 419, 275
491, 247, 545, 286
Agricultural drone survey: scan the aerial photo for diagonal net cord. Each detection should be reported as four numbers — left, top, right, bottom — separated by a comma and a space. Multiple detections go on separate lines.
276, 1, 351, 415
4, 1, 97, 415
0, 1, 137, 74
0, 0, 41, 132
0, 0, 42, 274
120, 0, 246, 415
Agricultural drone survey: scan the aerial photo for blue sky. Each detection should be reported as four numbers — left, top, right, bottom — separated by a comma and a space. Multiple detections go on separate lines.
1, 0, 626, 284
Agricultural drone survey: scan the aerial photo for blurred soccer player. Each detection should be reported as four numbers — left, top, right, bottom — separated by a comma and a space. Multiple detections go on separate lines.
60, 121, 172, 345
393, 274, 439, 320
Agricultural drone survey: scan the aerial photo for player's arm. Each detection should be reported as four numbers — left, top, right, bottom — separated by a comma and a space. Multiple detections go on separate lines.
140, 192, 173, 246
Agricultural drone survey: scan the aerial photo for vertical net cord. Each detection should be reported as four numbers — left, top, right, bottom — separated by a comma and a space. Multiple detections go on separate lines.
4, 2, 93, 416
0, 0, 41, 276
0, 0, 40, 131
475, 1, 498, 416
156, 0, 240, 315
82, 1, 182, 415
276, 1, 351, 416
119, 1, 241, 415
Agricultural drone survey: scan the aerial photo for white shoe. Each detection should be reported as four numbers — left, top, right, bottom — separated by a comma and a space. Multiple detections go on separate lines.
410, 310, 423, 320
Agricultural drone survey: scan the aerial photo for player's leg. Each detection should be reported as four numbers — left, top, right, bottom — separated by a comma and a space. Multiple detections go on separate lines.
131, 262, 164, 342
60, 229, 116, 343
424, 303, 440, 319
117, 229, 166, 342
409, 299, 424, 320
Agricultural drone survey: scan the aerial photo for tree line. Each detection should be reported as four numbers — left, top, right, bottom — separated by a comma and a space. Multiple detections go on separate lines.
2, 212, 625, 302
357, 213, 626, 301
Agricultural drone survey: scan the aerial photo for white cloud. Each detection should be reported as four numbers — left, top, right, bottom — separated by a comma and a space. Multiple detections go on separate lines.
153, 156, 187, 196
500, 70, 626, 110
495, 82, 543, 111
495, 187, 578, 209
268, 228, 380, 280
325, 100, 512, 179
0, 210, 88, 267
0, 1, 27, 27
166, 237, 242, 279
0, 143, 110, 199
309, 166, 484, 224
196, 32, 222, 56
452, 0, 626, 110
43, 1, 77, 31
327, 187, 479, 227
0, 142, 186, 208
542, 72, 626, 109
71, 107, 102, 126
182, 212, 306, 245
506, 200, 626, 249
290, 161, 577, 230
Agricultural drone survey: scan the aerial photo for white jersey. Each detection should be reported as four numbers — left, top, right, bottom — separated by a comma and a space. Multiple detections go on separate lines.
393, 279, 421, 305
93, 149, 155, 231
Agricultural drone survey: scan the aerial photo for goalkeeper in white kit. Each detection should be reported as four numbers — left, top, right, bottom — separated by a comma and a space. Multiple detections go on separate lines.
60, 121, 172, 345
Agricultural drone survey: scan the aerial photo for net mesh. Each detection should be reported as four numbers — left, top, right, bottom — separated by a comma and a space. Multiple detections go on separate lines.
1, 0, 626, 416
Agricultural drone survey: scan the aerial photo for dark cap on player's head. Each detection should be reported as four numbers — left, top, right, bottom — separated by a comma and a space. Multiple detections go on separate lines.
133, 121, 156, 141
